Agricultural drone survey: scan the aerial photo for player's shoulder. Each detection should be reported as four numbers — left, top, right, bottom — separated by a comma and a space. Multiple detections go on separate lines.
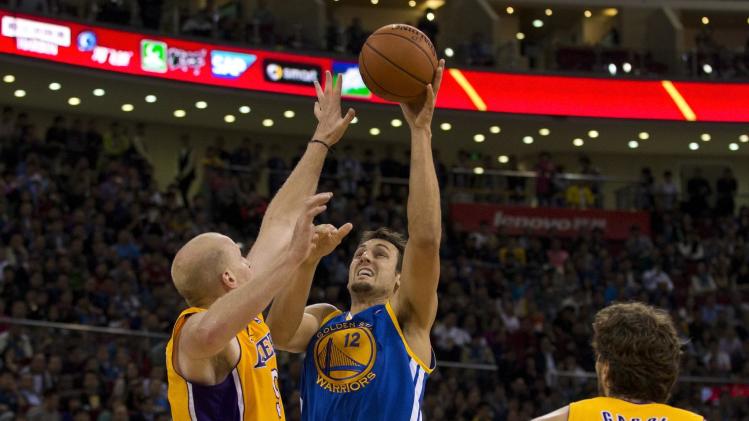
531, 405, 569, 421
306, 303, 342, 326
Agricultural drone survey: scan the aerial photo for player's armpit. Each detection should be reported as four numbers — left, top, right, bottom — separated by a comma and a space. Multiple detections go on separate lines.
275, 303, 340, 353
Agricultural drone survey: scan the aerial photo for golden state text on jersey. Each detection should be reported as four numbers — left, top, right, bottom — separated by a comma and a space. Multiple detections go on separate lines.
300, 302, 435, 421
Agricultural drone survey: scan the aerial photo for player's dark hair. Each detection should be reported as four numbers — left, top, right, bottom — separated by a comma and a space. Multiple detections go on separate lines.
592, 302, 682, 403
360, 228, 407, 272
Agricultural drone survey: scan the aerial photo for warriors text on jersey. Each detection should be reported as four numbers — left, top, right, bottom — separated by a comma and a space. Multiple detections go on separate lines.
300, 302, 435, 421
569, 397, 703, 421
166, 307, 285, 420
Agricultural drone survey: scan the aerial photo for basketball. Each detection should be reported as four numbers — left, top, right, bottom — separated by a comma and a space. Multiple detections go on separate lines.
358, 24, 438, 103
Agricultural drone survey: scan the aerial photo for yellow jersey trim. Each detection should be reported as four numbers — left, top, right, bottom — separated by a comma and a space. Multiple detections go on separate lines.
385, 301, 434, 374
319, 309, 343, 327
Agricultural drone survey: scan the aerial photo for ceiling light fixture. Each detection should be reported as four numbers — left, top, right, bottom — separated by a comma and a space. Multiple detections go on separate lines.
573, 138, 584, 147
121, 103, 134, 112
3, 75, 15, 83
239, 105, 251, 114
638, 131, 650, 140
145, 95, 157, 103
490, 126, 501, 134
628, 140, 639, 149
523, 136, 534, 144
284, 110, 295, 118
48, 82, 61, 91
195, 101, 208, 109
498, 155, 509, 164
689, 142, 699, 150
93, 88, 105, 96
369, 127, 381, 136
68, 97, 81, 106
391, 119, 402, 127
174, 110, 186, 118
539, 128, 550, 136
474, 134, 486, 143
224, 114, 236, 123
588, 130, 599, 138
262, 118, 274, 127
701, 133, 711, 142
13, 89, 25, 97
440, 122, 451, 131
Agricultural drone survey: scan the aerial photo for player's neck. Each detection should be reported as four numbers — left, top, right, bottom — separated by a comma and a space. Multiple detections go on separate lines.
608, 395, 653, 405
349, 297, 387, 315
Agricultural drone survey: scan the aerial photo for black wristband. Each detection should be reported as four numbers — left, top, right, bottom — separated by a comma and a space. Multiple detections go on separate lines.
309, 139, 331, 151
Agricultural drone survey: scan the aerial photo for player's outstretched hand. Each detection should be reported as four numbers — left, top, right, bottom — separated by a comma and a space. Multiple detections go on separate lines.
400, 59, 445, 130
288, 192, 333, 263
312, 71, 356, 147
305, 223, 353, 264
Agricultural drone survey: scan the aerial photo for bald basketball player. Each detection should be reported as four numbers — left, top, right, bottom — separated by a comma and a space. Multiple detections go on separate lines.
533, 302, 704, 421
166, 70, 356, 421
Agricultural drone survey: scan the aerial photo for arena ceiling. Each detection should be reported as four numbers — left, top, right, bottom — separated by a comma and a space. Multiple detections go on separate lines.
1, 54, 747, 157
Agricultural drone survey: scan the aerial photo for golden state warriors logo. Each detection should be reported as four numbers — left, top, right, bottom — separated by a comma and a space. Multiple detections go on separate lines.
314, 321, 376, 393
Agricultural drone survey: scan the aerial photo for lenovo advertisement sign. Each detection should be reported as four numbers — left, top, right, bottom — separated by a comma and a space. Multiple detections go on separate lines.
450, 204, 650, 240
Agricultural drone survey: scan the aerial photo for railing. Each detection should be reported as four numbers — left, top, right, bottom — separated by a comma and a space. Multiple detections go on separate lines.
204, 162, 638, 210
3, 317, 744, 387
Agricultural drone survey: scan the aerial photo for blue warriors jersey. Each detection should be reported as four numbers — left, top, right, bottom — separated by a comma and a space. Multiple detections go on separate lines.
300, 302, 435, 421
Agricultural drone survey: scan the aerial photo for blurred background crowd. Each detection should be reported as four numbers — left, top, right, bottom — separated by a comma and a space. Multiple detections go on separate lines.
0, 109, 746, 420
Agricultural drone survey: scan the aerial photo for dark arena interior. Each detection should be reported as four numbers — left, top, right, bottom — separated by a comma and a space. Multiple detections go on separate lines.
0, 0, 747, 420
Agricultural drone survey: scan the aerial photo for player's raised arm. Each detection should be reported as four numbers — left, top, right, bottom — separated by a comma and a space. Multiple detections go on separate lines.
176, 193, 331, 361
394, 59, 445, 329
247, 71, 355, 266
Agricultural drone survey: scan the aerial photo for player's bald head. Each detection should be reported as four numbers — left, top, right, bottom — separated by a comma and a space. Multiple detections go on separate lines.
171, 233, 237, 307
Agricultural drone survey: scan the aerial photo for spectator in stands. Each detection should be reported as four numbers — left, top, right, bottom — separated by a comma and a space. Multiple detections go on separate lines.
715, 167, 737, 217
534, 152, 555, 206
325, 13, 343, 52
505, 155, 526, 204
657, 170, 679, 211
687, 167, 712, 217
578, 155, 601, 207
96, 0, 131, 25
138, 0, 163, 30
250, 0, 275, 45
467, 32, 495, 67
266, 144, 287, 194
642, 259, 674, 292
181, 7, 213, 37
345, 17, 366, 55
546, 238, 569, 273
16, 0, 48, 14
691, 261, 717, 296
635, 167, 655, 210
678, 232, 705, 262
565, 180, 594, 209
625, 225, 653, 261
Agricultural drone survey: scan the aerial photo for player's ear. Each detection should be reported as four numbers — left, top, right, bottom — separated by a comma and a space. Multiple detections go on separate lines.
392, 273, 401, 294
221, 270, 240, 290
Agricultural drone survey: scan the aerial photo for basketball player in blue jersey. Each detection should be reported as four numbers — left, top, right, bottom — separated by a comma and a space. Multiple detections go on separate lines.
266, 59, 446, 421
166, 69, 356, 421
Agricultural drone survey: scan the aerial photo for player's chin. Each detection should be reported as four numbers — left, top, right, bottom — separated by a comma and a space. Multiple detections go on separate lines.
350, 280, 375, 294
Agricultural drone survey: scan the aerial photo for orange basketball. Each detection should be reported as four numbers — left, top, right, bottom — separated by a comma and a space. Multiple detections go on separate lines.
358, 24, 438, 103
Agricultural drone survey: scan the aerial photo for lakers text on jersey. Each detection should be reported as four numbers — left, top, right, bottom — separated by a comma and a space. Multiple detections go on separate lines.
569, 397, 703, 421
166, 308, 285, 421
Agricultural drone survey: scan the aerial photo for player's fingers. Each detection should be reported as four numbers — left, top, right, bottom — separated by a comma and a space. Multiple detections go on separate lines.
433, 59, 445, 96
341, 108, 356, 126
314, 80, 324, 102
306, 205, 327, 219
424, 84, 436, 107
305, 192, 333, 208
315, 223, 336, 233
325, 71, 333, 94
335, 73, 343, 97
314, 101, 322, 118
336, 223, 354, 239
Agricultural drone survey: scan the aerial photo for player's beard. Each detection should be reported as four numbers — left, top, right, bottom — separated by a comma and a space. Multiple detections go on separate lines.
350, 281, 375, 295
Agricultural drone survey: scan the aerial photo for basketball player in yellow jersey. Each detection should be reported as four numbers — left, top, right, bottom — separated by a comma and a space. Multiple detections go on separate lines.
166, 70, 356, 421
533, 302, 704, 421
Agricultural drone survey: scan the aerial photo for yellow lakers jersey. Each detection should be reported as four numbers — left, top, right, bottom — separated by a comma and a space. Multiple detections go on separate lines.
569, 397, 703, 421
166, 307, 285, 421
